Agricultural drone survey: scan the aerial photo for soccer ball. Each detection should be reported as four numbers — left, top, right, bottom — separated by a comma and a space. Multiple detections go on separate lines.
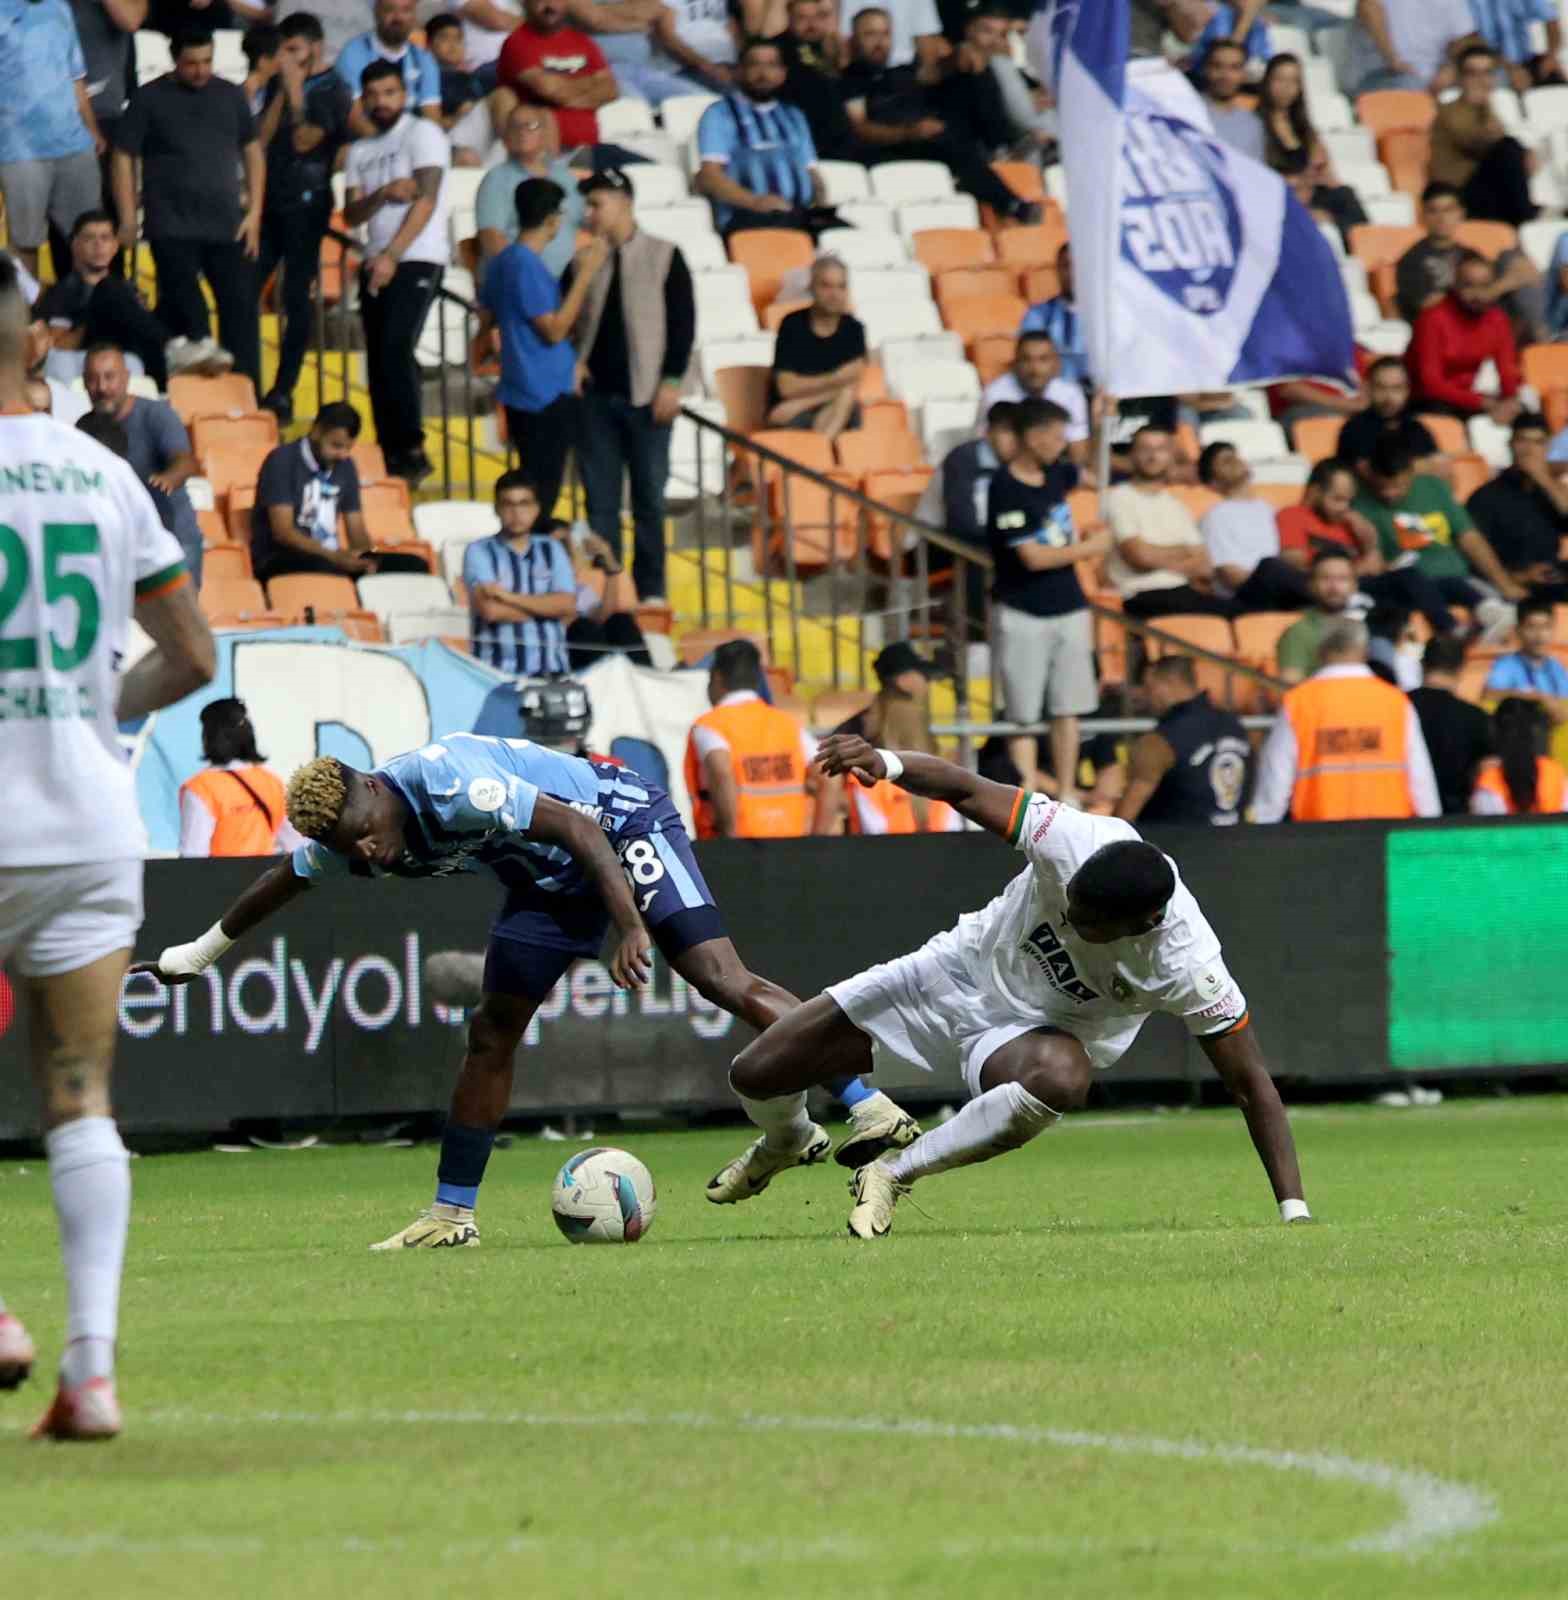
551, 1147, 657, 1243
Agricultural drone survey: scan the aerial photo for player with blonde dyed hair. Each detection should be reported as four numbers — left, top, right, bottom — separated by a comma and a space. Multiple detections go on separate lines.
0, 252, 216, 1440
285, 757, 350, 840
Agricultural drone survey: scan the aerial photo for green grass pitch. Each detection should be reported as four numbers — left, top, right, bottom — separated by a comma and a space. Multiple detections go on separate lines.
3, 1097, 1567, 1599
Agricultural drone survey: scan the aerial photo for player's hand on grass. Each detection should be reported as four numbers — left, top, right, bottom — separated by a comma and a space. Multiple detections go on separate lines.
817, 734, 884, 788
609, 926, 653, 991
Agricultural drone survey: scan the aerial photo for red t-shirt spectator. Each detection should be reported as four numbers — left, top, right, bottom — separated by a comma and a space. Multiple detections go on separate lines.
1277, 504, 1358, 559
497, 23, 608, 148
1406, 294, 1520, 416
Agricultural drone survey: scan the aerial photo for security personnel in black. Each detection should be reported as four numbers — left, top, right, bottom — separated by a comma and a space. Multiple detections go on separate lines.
1115, 656, 1253, 827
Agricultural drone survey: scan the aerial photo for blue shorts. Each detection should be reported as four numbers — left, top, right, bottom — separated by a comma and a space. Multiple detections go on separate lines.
482, 811, 725, 1000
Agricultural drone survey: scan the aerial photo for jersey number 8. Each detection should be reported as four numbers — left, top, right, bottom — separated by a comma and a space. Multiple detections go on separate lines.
620, 838, 667, 886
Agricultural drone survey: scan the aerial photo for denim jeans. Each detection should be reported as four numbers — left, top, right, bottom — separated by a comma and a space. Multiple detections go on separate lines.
577, 391, 672, 600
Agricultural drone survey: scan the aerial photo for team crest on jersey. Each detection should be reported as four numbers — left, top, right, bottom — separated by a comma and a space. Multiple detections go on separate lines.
468, 776, 506, 812
1121, 113, 1242, 316
1021, 920, 1098, 1004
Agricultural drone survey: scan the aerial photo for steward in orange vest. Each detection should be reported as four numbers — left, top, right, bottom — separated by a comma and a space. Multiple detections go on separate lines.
684, 640, 820, 839
1251, 626, 1441, 822
1471, 696, 1568, 815
179, 698, 294, 856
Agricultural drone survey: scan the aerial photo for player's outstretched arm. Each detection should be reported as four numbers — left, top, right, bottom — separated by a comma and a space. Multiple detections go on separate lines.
817, 734, 1022, 838
1199, 1023, 1311, 1222
527, 796, 652, 991
130, 860, 311, 986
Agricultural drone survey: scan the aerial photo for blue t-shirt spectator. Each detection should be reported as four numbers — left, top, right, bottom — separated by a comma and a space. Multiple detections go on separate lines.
0, 0, 94, 163
1194, 4, 1272, 65
1485, 650, 1568, 698
696, 94, 817, 231
476, 155, 581, 278
481, 241, 577, 413
120, 397, 202, 574
334, 34, 441, 108
463, 529, 576, 675
1018, 296, 1087, 385
1468, 0, 1558, 65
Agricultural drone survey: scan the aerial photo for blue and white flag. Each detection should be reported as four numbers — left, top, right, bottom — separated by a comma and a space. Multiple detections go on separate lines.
1029, 0, 1355, 398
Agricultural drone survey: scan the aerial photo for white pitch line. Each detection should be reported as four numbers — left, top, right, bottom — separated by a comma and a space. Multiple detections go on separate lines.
13, 1406, 1491, 1560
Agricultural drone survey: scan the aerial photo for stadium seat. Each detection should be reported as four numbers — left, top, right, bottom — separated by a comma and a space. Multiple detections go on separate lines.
191, 412, 279, 455
677, 626, 770, 666
862, 467, 934, 562
694, 267, 761, 338
413, 500, 499, 542
763, 298, 809, 331
137, 29, 172, 80
350, 440, 388, 482
849, 266, 933, 312
911, 228, 995, 274
1171, 484, 1220, 520
1523, 344, 1568, 396
1197, 419, 1291, 458
1519, 218, 1563, 273
1323, 127, 1377, 167
970, 333, 1016, 384
661, 93, 720, 145
624, 163, 690, 209
1251, 458, 1311, 486
1415, 413, 1469, 455
1339, 160, 1393, 199
596, 96, 656, 139
1455, 221, 1518, 258
816, 226, 909, 267
201, 544, 253, 582
834, 198, 896, 233
835, 429, 924, 474
755, 475, 858, 573
1234, 612, 1300, 687
990, 161, 1045, 203
199, 577, 267, 618
637, 202, 718, 246
944, 293, 1027, 343
1362, 193, 1416, 227
1378, 127, 1430, 196
1355, 90, 1437, 138
815, 160, 872, 204
748, 429, 836, 482
387, 607, 472, 644
921, 397, 978, 460
728, 230, 812, 312
201, 445, 272, 501
1291, 415, 1347, 463
1359, 321, 1411, 356
894, 198, 981, 239
266, 573, 359, 619
169, 372, 258, 424
1524, 83, 1568, 136
1250, 482, 1303, 510
681, 232, 730, 272
711, 365, 772, 435
1467, 414, 1513, 467
1022, 264, 1060, 304
1450, 454, 1492, 502
935, 266, 1018, 309
1309, 91, 1354, 132
857, 297, 944, 345
889, 358, 981, 409
355, 572, 453, 620
361, 481, 417, 543
1348, 222, 1422, 278
869, 160, 955, 205
211, 27, 247, 81
880, 332, 965, 389
995, 222, 1070, 269
195, 508, 230, 548
1348, 288, 1383, 330
698, 333, 775, 390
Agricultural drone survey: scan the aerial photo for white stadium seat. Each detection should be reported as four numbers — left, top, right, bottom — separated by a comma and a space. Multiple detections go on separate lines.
666, 396, 726, 500
1269, 23, 1310, 59
441, 538, 484, 590
1359, 320, 1411, 356
889, 359, 981, 408
637, 202, 717, 243
1338, 161, 1391, 199
693, 267, 759, 339
879, 333, 964, 391
615, 132, 683, 169
1303, 56, 1340, 105
1250, 457, 1312, 485
1311, 91, 1354, 130
834, 198, 895, 232
661, 93, 720, 145
625, 163, 690, 209
857, 298, 944, 346
1317, 221, 1347, 260
356, 574, 454, 622
869, 161, 955, 206
895, 197, 981, 239
211, 28, 247, 83
1519, 218, 1564, 274
921, 397, 979, 460
137, 31, 172, 81
1198, 418, 1292, 459
1321, 127, 1376, 167
413, 501, 501, 543
596, 97, 656, 139
1525, 84, 1568, 137
815, 161, 873, 204
698, 333, 775, 391
848, 267, 933, 313
1363, 192, 1415, 226
1349, 288, 1383, 331
388, 609, 471, 644
1337, 257, 1369, 297
444, 168, 486, 251
815, 227, 908, 267
682, 232, 730, 271
1467, 415, 1513, 468
1488, 87, 1528, 137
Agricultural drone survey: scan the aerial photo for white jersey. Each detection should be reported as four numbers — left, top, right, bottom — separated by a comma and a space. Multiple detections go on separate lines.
934, 793, 1248, 1043
344, 115, 451, 267
0, 413, 186, 869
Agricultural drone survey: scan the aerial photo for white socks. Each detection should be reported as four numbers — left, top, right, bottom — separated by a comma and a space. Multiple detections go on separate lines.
47, 1116, 130, 1386
887, 1082, 1060, 1185
737, 1091, 814, 1152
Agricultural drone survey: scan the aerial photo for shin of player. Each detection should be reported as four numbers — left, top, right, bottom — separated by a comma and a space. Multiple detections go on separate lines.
729, 737, 1309, 1238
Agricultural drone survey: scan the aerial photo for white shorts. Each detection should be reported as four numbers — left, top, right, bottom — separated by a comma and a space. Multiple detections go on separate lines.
826, 937, 1144, 1098
0, 860, 144, 979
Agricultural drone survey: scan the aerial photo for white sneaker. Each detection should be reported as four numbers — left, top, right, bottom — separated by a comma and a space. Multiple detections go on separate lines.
369, 1202, 480, 1250
705, 1123, 830, 1204
0, 1312, 36, 1390
834, 1090, 921, 1170
846, 1155, 910, 1240
190, 337, 234, 375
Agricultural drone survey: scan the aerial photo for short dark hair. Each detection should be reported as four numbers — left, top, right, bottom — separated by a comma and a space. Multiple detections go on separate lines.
738, 36, 782, 63
1016, 330, 1057, 351
1421, 180, 1462, 207
1068, 840, 1176, 921
1458, 42, 1496, 69
425, 10, 463, 34
360, 57, 404, 91
1512, 411, 1550, 437
1367, 354, 1407, 380
1310, 547, 1354, 570
1129, 424, 1170, 447
1517, 597, 1556, 627
1454, 249, 1493, 279
1145, 654, 1197, 689
243, 23, 282, 65
1202, 37, 1248, 65
83, 340, 125, 365
514, 176, 565, 232
76, 412, 130, 459
712, 637, 766, 690
279, 11, 324, 41
495, 468, 541, 501
1368, 436, 1416, 480
1306, 456, 1354, 493
172, 26, 214, 55
1014, 398, 1070, 434
70, 208, 114, 239
1197, 439, 1237, 486
312, 401, 362, 438
1422, 634, 1468, 676
985, 400, 1021, 431
850, 4, 889, 22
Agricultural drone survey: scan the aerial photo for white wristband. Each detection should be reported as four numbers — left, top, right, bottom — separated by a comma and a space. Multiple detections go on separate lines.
159, 920, 234, 979
1279, 1198, 1311, 1223
877, 748, 904, 783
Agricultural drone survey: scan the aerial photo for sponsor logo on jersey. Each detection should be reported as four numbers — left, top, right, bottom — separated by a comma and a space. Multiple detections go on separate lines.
1020, 919, 1098, 1004
1029, 799, 1059, 845
468, 776, 507, 812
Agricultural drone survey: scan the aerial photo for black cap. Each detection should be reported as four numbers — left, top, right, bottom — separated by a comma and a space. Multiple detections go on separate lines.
873, 642, 944, 684
578, 167, 633, 197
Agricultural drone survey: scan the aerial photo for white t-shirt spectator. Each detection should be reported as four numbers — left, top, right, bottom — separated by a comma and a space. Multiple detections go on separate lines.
665, 0, 738, 64
1200, 497, 1280, 595
464, 0, 523, 67
976, 372, 1089, 443
850, 0, 941, 68
344, 114, 452, 265
1104, 483, 1205, 598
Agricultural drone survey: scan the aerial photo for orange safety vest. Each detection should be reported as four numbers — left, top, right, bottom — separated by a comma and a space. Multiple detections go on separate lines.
846, 778, 918, 835
180, 765, 288, 856
1283, 673, 1414, 821
1473, 756, 1568, 815
685, 700, 811, 840
924, 798, 962, 833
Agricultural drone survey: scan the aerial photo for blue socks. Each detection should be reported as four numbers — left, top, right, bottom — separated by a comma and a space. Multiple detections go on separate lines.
828, 1076, 877, 1110
435, 1122, 496, 1211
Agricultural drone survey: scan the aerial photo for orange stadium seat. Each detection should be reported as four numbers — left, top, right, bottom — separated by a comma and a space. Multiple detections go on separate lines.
991, 161, 1046, 203
862, 467, 933, 563
1022, 264, 1061, 304
1522, 344, 1568, 395
1144, 615, 1252, 710
747, 429, 836, 483
202, 545, 253, 582
204, 611, 289, 631
195, 508, 231, 548
1349, 223, 1422, 313
351, 439, 388, 482
859, 398, 909, 434
201, 445, 272, 500
729, 229, 812, 311
677, 627, 769, 666
199, 578, 266, 617
835, 428, 924, 474
1251, 482, 1302, 511
360, 481, 416, 543
1449, 454, 1492, 501
945, 293, 1028, 343
856, 362, 888, 401
1378, 128, 1430, 195
1455, 221, 1517, 258
754, 476, 858, 573
912, 228, 995, 273
266, 573, 360, 619
168, 373, 259, 424
1171, 484, 1221, 520
712, 365, 772, 435
996, 222, 1069, 269
935, 266, 1019, 308
1355, 89, 1437, 137
1416, 413, 1470, 455
1234, 612, 1300, 676
764, 298, 810, 330
1292, 414, 1346, 464
970, 333, 1016, 384
226, 484, 256, 545
191, 412, 279, 456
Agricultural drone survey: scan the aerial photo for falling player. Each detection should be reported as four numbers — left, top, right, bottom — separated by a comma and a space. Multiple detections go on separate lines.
0, 254, 217, 1438
131, 703, 919, 1249
723, 734, 1311, 1237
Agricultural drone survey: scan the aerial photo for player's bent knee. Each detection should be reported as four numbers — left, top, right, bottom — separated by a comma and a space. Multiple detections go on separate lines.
1014, 1038, 1093, 1115
466, 995, 533, 1063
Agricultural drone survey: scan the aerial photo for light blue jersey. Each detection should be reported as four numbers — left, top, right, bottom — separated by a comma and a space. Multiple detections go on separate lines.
291, 733, 674, 896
